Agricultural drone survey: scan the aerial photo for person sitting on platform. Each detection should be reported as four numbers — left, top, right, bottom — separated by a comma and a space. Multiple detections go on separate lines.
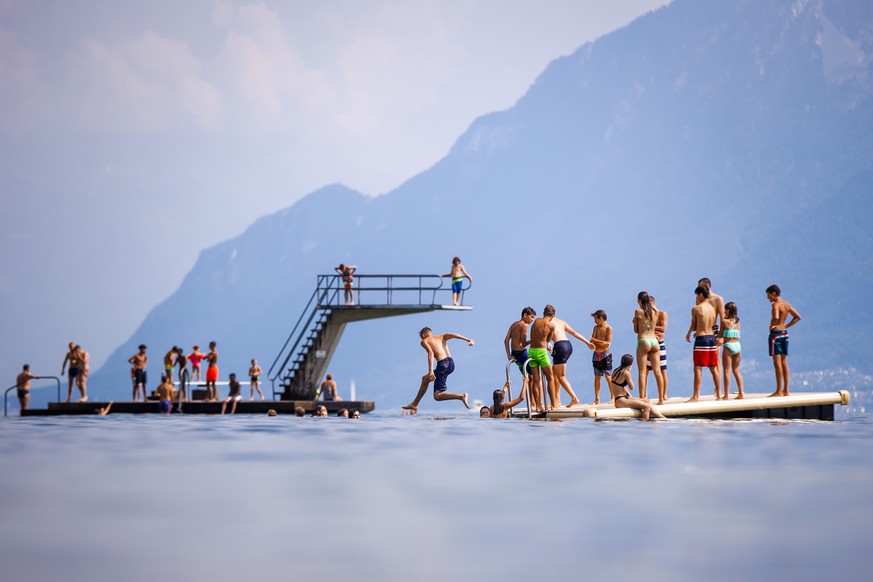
610, 354, 666, 421
221, 373, 242, 415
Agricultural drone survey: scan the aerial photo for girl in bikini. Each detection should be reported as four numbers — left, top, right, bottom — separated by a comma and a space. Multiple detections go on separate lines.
610, 354, 666, 420
633, 291, 666, 402
489, 381, 526, 418
721, 302, 745, 400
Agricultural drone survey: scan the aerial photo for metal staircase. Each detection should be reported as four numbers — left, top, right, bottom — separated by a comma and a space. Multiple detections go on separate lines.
267, 273, 471, 400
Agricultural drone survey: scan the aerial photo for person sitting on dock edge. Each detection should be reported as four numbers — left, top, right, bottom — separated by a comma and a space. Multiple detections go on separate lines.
402, 327, 474, 411
221, 373, 242, 414
610, 354, 666, 420
320, 373, 340, 401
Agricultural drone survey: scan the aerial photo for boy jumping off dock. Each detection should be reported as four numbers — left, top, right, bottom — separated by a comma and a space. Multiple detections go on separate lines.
402, 327, 474, 411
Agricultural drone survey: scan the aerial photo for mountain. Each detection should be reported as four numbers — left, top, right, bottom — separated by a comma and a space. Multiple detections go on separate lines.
90, 0, 873, 407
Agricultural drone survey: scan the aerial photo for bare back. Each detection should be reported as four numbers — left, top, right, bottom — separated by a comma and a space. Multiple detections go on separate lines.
770, 298, 800, 330
530, 317, 554, 349
507, 320, 529, 351
691, 302, 717, 336
422, 335, 451, 361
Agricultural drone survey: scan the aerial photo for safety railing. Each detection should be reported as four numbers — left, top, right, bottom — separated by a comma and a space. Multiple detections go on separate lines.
316, 273, 470, 307
505, 358, 534, 419
4, 376, 61, 416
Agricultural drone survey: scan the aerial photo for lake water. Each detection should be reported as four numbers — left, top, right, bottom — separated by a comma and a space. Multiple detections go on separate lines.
1, 409, 871, 582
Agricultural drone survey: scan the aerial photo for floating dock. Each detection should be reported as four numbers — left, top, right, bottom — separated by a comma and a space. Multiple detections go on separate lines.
21, 400, 374, 416
512, 391, 850, 420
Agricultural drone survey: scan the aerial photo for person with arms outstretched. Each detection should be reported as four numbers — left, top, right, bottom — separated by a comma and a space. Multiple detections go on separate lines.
402, 327, 473, 411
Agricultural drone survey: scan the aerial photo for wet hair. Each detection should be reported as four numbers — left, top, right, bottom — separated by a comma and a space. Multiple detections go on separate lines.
521, 306, 535, 318
591, 309, 607, 321
698, 277, 712, 289
725, 302, 739, 322
419, 327, 432, 337
695, 285, 710, 299
452, 257, 461, 264
267, 409, 278, 417
543, 304, 556, 317
337, 408, 349, 417
637, 292, 653, 320
349, 408, 361, 418
479, 406, 492, 418
611, 354, 634, 384
766, 284, 781, 296
492, 389, 506, 416
294, 406, 306, 417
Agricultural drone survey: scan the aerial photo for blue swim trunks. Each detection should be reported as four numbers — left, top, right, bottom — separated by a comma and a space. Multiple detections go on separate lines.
552, 340, 573, 365
158, 399, 172, 414
433, 357, 455, 393
769, 330, 789, 356
451, 278, 463, 294
511, 349, 533, 374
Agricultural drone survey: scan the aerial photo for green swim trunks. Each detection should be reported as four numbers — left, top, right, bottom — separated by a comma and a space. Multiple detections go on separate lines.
528, 347, 551, 368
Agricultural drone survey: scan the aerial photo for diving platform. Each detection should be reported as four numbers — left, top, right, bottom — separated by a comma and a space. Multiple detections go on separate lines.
268, 273, 472, 401
511, 391, 850, 420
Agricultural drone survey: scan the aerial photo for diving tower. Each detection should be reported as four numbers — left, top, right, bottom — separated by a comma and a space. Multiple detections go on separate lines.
267, 274, 472, 400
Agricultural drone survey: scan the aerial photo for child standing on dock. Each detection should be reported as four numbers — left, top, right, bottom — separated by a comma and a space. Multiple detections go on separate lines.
128, 345, 148, 402
188, 345, 205, 383
335, 263, 357, 305
685, 286, 721, 402
249, 359, 264, 400
205, 342, 219, 401
402, 327, 474, 411
721, 302, 744, 400
590, 310, 613, 404
443, 257, 472, 306
766, 284, 801, 397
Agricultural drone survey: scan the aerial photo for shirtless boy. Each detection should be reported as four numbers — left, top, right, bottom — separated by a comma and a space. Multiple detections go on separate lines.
402, 327, 474, 411
550, 309, 593, 408
698, 278, 726, 334
646, 296, 669, 404
163, 347, 177, 382
529, 305, 558, 410
443, 257, 472, 306
16, 364, 36, 413
590, 310, 613, 404
221, 373, 242, 415
75, 345, 89, 402
128, 344, 148, 402
205, 342, 219, 401
249, 359, 264, 400
685, 286, 721, 402
504, 307, 535, 395
155, 376, 174, 414
61, 342, 81, 403
175, 347, 189, 401
766, 284, 801, 397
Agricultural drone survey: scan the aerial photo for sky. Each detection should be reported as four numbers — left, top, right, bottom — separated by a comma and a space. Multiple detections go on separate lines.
0, 0, 667, 402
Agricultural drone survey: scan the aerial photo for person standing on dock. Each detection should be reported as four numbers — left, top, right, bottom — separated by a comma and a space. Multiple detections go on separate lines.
766, 284, 801, 397
529, 305, 558, 410
443, 257, 472, 306
249, 359, 264, 400
335, 263, 358, 305
61, 342, 81, 403
634, 292, 666, 402
128, 345, 148, 402
589, 310, 613, 404
163, 347, 177, 383
75, 345, 89, 403
504, 306, 535, 397
175, 347, 189, 402
550, 309, 593, 408
205, 342, 219, 401
685, 286, 720, 402
646, 296, 669, 404
16, 364, 36, 414
320, 373, 339, 401
188, 345, 205, 382
402, 327, 473, 411
721, 301, 744, 399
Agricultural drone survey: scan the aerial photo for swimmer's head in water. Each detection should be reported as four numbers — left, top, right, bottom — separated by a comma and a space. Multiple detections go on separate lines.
479, 406, 491, 418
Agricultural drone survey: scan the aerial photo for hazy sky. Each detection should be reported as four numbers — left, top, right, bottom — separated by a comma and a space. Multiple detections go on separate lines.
0, 0, 667, 397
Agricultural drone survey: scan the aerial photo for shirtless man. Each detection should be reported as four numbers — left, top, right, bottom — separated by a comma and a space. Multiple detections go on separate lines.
128, 344, 148, 402
75, 345, 89, 402
61, 342, 81, 403
550, 309, 593, 408
175, 347, 189, 402
646, 296, 669, 404
590, 310, 613, 404
155, 376, 174, 415
402, 327, 473, 411
443, 257, 473, 306
766, 284, 801, 397
205, 341, 219, 401
250, 359, 264, 400
221, 373, 242, 415
685, 286, 721, 402
529, 305, 558, 410
163, 347, 177, 383
504, 307, 535, 399
16, 364, 36, 413
698, 278, 726, 334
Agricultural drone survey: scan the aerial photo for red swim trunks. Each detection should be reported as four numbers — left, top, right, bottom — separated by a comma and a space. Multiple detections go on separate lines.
206, 365, 218, 382
693, 335, 718, 367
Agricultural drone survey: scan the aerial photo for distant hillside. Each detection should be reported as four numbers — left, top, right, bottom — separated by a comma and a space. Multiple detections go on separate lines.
91, 0, 873, 407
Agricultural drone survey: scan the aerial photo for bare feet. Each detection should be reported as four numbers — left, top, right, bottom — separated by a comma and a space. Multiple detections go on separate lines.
590, 400, 601, 405
734, 395, 744, 400
77, 396, 88, 403
685, 397, 699, 403
401, 403, 417, 411
462, 393, 471, 409
767, 391, 784, 397
657, 399, 664, 405
568, 399, 580, 407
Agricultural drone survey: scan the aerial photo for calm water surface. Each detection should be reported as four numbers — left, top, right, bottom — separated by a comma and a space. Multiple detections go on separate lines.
1, 410, 872, 582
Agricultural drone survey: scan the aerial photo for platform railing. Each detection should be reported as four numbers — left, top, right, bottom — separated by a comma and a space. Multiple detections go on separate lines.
4, 376, 61, 416
316, 273, 470, 307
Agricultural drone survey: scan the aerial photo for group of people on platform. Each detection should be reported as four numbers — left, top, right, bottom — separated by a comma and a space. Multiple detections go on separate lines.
402, 277, 800, 421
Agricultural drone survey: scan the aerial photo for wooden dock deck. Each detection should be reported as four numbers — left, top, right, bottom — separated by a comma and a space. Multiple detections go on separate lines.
21, 400, 375, 416
511, 391, 850, 420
